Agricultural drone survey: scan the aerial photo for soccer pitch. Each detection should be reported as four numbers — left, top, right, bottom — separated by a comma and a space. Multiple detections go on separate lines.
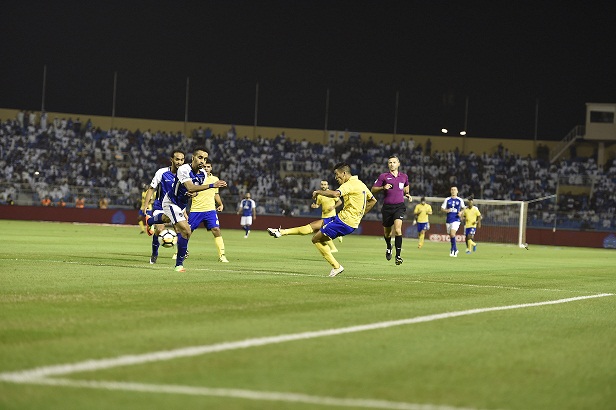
1, 220, 614, 410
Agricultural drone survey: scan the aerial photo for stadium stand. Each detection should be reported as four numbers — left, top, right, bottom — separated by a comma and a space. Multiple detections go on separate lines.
0, 116, 614, 231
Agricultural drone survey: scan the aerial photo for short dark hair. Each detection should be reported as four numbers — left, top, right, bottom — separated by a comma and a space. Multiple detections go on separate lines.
171, 150, 185, 159
193, 148, 208, 156
204, 158, 212, 164
333, 162, 351, 173
420, 196, 426, 201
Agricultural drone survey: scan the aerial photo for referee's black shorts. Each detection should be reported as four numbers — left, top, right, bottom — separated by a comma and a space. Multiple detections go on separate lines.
381, 203, 407, 227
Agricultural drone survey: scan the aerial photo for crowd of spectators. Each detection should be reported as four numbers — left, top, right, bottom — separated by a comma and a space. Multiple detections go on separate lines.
1, 111, 614, 231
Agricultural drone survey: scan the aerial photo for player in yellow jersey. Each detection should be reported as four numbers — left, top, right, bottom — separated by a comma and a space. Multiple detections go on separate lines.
268, 163, 376, 277
461, 197, 482, 254
187, 158, 229, 262
138, 184, 153, 234
311, 180, 343, 251
413, 196, 433, 248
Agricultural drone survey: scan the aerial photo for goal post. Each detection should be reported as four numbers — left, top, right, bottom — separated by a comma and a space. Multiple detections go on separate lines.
419, 197, 528, 247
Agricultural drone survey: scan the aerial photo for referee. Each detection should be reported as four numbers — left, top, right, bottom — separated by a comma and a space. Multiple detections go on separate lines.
371, 155, 412, 265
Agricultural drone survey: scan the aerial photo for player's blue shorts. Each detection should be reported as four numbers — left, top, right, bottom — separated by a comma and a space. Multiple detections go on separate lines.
465, 227, 476, 236
189, 210, 220, 231
321, 216, 355, 239
323, 216, 335, 225
417, 222, 430, 232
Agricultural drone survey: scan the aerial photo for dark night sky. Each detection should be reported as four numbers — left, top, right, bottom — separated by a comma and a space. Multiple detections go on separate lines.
2, 0, 615, 140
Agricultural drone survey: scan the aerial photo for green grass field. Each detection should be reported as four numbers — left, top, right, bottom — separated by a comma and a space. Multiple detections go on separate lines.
1, 220, 615, 410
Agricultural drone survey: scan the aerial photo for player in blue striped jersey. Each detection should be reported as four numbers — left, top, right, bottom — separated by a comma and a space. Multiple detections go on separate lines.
237, 193, 256, 238
441, 186, 466, 257
142, 150, 185, 264
146, 148, 227, 272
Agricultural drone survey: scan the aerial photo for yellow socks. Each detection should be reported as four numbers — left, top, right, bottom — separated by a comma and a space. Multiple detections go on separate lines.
314, 242, 340, 268
326, 239, 338, 252
418, 232, 425, 247
281, 224, 313, 236
138, 220, 146, 232
214, 236, 225, 258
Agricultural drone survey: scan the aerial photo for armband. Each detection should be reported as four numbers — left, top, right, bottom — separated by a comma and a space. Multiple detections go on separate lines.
209, 183, 214, 189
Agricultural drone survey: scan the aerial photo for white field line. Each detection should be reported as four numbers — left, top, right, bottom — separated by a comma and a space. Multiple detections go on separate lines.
1, 293, 611, 383
7, 377, 479, 410
0, 257, 584, 293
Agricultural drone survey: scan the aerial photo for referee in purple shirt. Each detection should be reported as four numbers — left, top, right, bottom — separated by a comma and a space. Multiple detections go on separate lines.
371, 155, 412, 265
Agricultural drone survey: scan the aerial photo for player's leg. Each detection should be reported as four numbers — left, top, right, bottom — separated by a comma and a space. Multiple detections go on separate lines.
381, 205, 394, 260
418, 224, 425, 248
205, 212, 228, 262
312, 231, 344, 278
465, 228, 471, 253
383, 225, 393, 260
149, 210, 165, 263
392, 206, 405, 265
326, 238, 338, 253
269, 219, 322, 237
173, 220, 192, 270
322, 217, 338, 252
242, 216, 252, 238
469, 233, 477, 252
449, 223, 459, 257
147, 212, 171, 228
162, 199, 191, 271
211, 228, 228, 262
138, 210, 147, 234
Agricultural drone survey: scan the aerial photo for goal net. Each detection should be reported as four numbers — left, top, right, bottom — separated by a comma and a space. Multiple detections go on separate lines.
411, 197, 528, 247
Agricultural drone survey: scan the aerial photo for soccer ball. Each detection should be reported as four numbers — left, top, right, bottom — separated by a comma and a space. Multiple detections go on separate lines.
159, 229, 178, 248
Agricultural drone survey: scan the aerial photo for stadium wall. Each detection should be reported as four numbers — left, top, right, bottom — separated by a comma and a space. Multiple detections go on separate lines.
3, 205, 615, 249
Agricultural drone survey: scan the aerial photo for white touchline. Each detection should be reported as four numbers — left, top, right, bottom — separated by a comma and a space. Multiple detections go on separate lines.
7, 378, 480, 410
1, 293, 611, 383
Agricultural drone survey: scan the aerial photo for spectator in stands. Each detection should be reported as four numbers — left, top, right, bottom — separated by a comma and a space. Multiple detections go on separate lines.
98, 197, 109, 209
75, 196, 85, 208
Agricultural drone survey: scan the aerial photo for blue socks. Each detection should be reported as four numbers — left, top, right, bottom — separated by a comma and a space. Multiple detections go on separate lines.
148, 213, 164, 226
176, 235, 188, 266
151, 235, 160, 256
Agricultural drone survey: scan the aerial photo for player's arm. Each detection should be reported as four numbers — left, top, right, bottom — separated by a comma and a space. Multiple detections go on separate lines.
142, 187, 155, 214
312, 189, 340, 199
215, 193, 224, 212
370, 175, 390, 194
403, 185, 412, 201
251, 203, 256, 219
476, 213, 482, 228
364, 195, 377, 215
183, 178, 227, 193
311, 195, 320, 209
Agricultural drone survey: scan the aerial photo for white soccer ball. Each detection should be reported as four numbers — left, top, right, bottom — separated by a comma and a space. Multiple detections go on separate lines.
159, 229, 178, 248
